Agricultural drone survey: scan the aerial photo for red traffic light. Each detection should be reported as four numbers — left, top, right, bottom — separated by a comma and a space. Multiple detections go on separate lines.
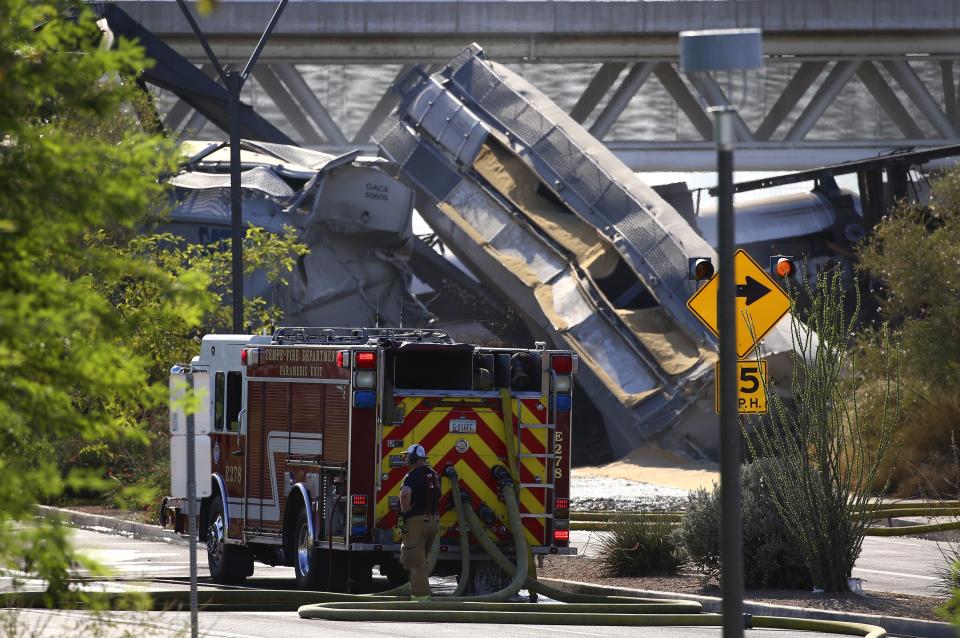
688, 257, 715, 281
770, 255, 796, 279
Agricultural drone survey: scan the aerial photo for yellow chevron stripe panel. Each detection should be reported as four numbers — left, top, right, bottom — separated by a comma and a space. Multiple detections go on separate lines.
375, 394, 549, 546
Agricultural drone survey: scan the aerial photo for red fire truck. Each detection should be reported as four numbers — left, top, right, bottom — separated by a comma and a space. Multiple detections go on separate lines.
163, 327, 576, 590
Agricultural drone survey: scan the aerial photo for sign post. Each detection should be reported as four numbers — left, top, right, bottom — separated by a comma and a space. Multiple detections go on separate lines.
169, 369, 211, 638
185, 373, 198, 638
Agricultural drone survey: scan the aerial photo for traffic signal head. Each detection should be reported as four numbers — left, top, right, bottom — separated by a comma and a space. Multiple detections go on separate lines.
688, 257, 715, 281
769, 255, 796, 279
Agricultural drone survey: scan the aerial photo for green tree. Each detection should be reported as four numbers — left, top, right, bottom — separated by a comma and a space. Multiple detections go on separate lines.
859, 170, 960, 388
0, 0, 189, 600
858, 168, 960, 496
76, 227, 305, 512
0, 0, 307, 616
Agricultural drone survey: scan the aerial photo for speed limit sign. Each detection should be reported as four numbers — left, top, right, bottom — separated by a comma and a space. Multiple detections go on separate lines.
715, 360, 767, 414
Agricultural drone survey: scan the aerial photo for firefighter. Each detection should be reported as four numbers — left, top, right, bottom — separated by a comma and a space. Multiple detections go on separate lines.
398, 443, 441, 601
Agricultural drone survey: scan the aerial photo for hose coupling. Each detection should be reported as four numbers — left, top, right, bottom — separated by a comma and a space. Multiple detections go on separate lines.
491, 465, 513, 487
477, 505, 497, 526
444, 465, 459, 480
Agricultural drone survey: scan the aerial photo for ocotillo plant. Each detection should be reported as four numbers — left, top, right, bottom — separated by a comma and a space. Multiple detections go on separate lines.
744, 265, 901, 592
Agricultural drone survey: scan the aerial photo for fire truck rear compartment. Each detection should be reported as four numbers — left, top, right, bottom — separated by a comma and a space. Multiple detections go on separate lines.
388, 345, 541, 393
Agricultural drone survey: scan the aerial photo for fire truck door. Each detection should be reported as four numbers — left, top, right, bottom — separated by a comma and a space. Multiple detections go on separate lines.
244, 381, 290, 534
213, 371, 246, 538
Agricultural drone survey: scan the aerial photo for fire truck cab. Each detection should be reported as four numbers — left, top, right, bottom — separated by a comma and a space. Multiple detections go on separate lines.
164, 327, 576, 590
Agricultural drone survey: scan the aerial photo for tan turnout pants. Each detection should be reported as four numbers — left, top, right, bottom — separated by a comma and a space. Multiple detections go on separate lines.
400, 515, 439, 598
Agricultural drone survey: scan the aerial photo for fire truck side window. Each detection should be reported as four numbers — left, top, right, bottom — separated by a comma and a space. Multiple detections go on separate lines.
226, 371, 242, 432
214, 372, 225, 431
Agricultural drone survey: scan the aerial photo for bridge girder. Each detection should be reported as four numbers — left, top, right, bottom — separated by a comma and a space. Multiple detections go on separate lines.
112, 0, 960, 170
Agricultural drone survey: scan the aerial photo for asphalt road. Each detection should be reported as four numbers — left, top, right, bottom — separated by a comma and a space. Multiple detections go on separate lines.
3, 527, 942, 597
6, 608, 844, 638
0, 527, 865, 638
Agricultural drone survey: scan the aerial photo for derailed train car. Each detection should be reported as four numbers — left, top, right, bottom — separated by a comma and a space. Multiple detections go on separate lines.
373, 45, 793, 457
165, 140, 425, 329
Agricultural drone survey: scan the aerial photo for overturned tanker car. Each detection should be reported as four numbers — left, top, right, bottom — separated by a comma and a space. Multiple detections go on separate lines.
373, 44, 794, 457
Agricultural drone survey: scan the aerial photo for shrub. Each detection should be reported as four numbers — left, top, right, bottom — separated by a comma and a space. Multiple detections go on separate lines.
597, 513, 686, 577
680, 461, 811, 590
746, 268, 900, 592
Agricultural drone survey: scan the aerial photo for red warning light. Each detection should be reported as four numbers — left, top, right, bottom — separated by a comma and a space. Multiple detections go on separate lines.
355, 351, 377, 369
774, 257, 795, 278
551, 354, 573, 374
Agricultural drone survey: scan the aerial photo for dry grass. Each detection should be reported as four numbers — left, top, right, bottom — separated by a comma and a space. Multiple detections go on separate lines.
867, 392, 960, 498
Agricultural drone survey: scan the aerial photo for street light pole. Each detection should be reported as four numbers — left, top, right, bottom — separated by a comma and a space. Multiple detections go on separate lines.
175, 0, 289, 334
680, 28, 762, 638
714, 104, 742, 638
227, 70, 243, 333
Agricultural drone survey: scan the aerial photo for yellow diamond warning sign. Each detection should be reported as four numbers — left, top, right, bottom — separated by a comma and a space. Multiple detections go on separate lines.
715, 359, 768, 414
686, 249, 790, 358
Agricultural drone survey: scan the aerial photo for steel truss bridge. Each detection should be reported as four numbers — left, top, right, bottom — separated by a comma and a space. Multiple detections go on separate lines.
111, 0, 960, 170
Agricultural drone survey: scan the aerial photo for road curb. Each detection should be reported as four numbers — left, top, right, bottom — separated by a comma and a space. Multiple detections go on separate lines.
540, 577, 955, 638
36, 505, 189, 547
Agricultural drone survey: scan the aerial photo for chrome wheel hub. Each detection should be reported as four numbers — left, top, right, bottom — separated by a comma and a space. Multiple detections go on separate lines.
297, 524, 312, 576
207, 513, 225, 564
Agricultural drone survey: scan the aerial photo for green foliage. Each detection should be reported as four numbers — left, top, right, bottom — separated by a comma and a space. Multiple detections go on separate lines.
745, 268, 901, 592
679, 462, 811, 589
857, 168, 960, 496
0, 0, 184, 600
99, 226, 306, 381
75, 227, 305, 516
597, 513, 686, 577
859, 170, 960, 389
0, 0, 304, 609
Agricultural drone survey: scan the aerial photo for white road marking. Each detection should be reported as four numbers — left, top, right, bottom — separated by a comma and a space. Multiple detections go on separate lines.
852, 567, 939, 581
517, 624, 609, 637
865, 536, 941, 550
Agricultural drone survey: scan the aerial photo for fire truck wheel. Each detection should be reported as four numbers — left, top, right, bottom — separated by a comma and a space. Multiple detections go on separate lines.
293, 507, 325, 589
205, 494, 253, 584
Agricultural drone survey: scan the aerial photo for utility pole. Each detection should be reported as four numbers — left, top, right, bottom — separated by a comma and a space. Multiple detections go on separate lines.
680, 28, 762, 638
175, 0, 289, 333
